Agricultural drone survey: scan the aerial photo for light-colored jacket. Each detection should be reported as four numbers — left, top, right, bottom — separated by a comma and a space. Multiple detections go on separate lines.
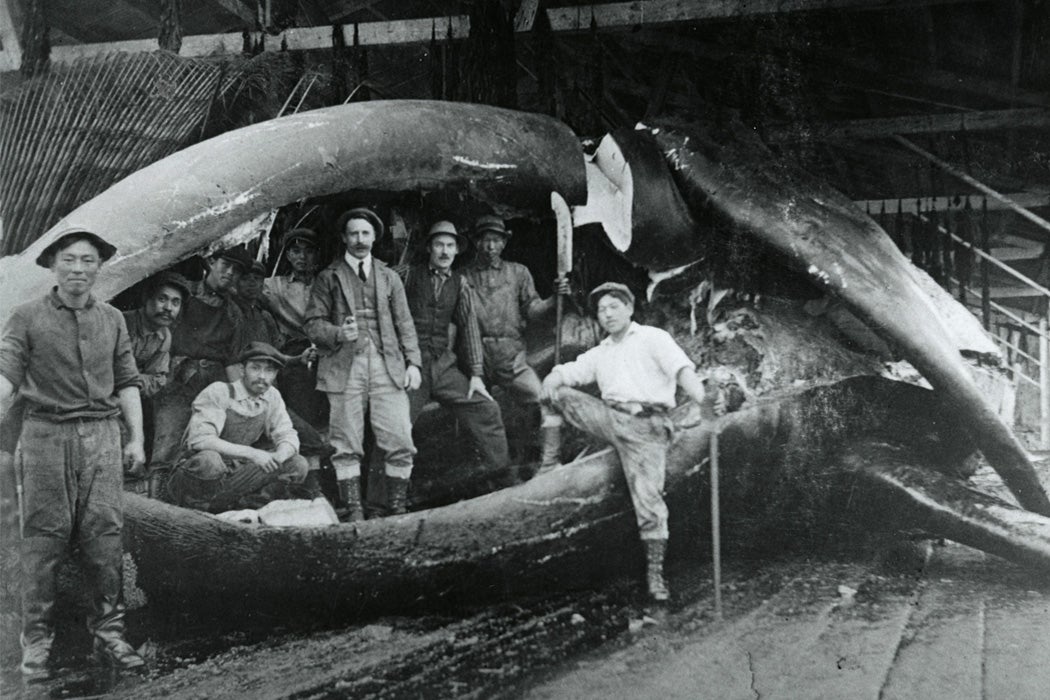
304, 257, 421, 391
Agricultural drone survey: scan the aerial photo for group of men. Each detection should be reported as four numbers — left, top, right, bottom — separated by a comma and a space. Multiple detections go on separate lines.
0, 206, 725, 681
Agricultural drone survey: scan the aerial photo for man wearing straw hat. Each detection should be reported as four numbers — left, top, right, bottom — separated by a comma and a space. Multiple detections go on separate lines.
0, 229, 147, 678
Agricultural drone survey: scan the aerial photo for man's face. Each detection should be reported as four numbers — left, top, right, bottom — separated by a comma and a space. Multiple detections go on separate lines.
207, 257, 242, 292
478, 232, 507, 261
238, 272, 265, 301
52, 240, 102, 297
286, 240, 318, 273
143, 285, 184, 328
243, 359, 279, 396
596, 294, 633, 336
341, 218, 376, 260
428, 234, 459, 271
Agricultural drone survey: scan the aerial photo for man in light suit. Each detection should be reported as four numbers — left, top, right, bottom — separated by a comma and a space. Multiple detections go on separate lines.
305, 207, 422, 520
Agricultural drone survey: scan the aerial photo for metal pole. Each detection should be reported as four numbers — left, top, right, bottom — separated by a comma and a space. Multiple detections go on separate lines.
1040, 316, 1050, 450
710, 429, 722, 620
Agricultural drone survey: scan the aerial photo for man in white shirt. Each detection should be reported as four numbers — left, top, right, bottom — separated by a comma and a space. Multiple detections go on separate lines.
540, 282, 716, 603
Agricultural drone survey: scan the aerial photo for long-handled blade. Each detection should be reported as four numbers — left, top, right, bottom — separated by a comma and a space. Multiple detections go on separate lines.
552, 191, 573, 365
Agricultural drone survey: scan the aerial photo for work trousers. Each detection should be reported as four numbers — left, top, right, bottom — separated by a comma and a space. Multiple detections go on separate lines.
278, 339, 329, 428
166, 450, 309, 513
546, 388, 674, 540
327, 337, 415, 481
410, 350, 510, 471
482, 338, 542, 403
19, 416, 125, 644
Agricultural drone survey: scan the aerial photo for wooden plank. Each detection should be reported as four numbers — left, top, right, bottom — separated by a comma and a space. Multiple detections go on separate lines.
989, 286, 1050, 298
768, 108, 1050, 142
0, 0, 21, 72
854, 192, 1050, 214
514, 0, 540, 32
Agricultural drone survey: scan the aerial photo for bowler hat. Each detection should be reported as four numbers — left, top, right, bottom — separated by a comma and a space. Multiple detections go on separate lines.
588, 282, 635, 311
473, 215, 510, 239
35, 228, 117, 268
214, 247, 252, 272
238, 341, 285, 368
280, 228, 319, 249
424, 220, 469, 250
144, 271, 192, 301
335, 207, 385, 239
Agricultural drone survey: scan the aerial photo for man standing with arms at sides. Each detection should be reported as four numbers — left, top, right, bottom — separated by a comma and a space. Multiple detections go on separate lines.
122, 271, 191, 492
540, 283, 718, 604
404, 221, 509, 482
464, 215, 569, 462
0, 230, 147, 679
305, 208, 422, 521
151, 248, 250, 476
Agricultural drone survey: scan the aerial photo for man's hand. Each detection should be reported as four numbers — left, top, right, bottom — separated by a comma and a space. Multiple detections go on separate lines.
405, 365, 422, 391
554, 275, 571, 296
466, 376, 493, 401
340, 316, 359, 343
246, 448, 282, 473
123, 440, 147, 479
296, 346, 319, 366
540, 372, 564, 403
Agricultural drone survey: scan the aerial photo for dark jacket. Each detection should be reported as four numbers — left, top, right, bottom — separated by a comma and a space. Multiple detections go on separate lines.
305, 256, 421, 391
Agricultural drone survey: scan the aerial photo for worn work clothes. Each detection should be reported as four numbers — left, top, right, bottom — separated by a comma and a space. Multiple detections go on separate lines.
404, 264, 508, 469
184, 379, 300, 454
122, 309, 171, 398
305, 256, 421, 391
235, 298, 282, 348
263, 275, 312, 344
549, 388, 674, 539
0, 291, 141, 418
263, 275, 328, 425
327, 337, 415, 480
166, 382, 307, 511
553, 323, 694, 409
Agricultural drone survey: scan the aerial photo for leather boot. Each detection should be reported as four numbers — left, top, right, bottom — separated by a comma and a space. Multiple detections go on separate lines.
644, 539, 670, 602
19, 537, 64, 680
82, 536, 146, 673
386, 475, 410, 516
337, 477, 364, 522
535, 425, 562, 476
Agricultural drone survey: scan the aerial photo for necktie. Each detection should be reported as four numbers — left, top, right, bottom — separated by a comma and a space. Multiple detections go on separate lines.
358, 261, 367, 282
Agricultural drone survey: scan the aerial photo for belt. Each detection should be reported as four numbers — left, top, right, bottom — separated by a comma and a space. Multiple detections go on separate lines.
25, 407, 119, 423
607, 401, 670, 418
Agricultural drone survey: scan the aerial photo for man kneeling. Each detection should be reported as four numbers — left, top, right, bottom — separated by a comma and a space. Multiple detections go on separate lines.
164, 342, 310, 512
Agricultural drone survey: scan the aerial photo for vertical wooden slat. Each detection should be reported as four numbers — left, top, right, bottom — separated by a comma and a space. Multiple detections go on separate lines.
981, 197, 991, 330
1040, 315, 1050, 450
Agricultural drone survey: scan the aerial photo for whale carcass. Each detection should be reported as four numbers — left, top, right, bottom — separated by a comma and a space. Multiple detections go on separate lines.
1, 100, 1048, 619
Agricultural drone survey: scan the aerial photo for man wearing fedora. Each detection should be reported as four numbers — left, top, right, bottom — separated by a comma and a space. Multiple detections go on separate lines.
0, 229, 147, 677
150, 248, 251, 480
121, 270, 192, 492
163, 341, 310, 512
305, 207, 421, 520
539, 282, 718, 604
401, 221, 509, 490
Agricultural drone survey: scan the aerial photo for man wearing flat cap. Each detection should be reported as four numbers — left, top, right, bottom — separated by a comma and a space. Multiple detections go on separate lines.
151, 247, 251, 474
305, 207, 421, 521
401, 221, 509, 496
539, 282, 719, 604
163, 341, 310, 512
0, 229, 147, 677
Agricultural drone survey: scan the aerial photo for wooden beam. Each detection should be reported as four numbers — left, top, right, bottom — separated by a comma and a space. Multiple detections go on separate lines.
989, 286, 1050, 299
0, 0, 22, 72
854, 192, 1050, 214
209, 0, 255, 25
768, 108, 1050, 143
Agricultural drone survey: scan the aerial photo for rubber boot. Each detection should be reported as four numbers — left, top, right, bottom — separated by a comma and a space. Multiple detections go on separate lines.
82, 536, 146, 673
337, 477, 364, 522
644, 539, 670, 603
386, 475, 410, 516
535, 425, 562, 477
19, 537, 64, 680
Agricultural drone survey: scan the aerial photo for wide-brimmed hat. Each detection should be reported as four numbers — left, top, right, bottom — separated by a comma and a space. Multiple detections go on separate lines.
335, 207, 385, 239
143, 271, 192, 301
473, 215, 510, 239
213, 247, 252, 272
35, 228, 117, 268
588, 282, 635, 311
280, 228, 319, 249
424, 220, 469, 249
238, 341, 285, 368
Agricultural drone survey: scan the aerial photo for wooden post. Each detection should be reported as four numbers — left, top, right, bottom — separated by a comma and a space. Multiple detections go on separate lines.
710, 430, 723, 619
1040, 316, 1050, 450
980, 198, 991, 330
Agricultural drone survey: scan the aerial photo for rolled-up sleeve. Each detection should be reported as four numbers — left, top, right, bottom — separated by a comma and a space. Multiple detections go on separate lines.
652, 330, 694, 379
0, 309, 30, 389
266, 392, 299, 453
185, 382, 229, 452
552, 345, 600, 387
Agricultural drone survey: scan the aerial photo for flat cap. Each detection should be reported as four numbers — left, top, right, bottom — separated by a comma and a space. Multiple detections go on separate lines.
247, 260, 267, 276
144, 271, 192, 301
425, 220, 469, 249
214, 247, 252, 272
473, 215, 510, 238
35, 229, 117, 268
238, 341, 285, 368
336, 207, 385, 239
280, 228, 319, 249
588, 282, 635, 311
